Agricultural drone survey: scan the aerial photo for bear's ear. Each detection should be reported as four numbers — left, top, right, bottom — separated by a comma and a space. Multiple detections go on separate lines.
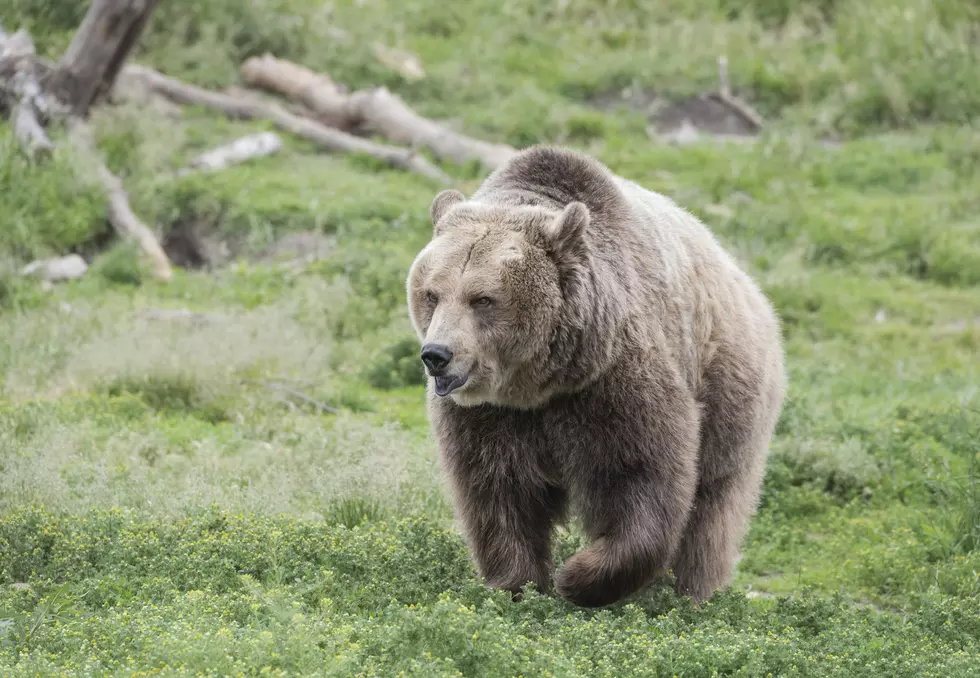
542, 202, 589, 251
430, 189, 466, 232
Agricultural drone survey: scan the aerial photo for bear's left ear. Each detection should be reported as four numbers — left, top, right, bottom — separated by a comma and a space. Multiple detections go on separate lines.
542, 202, 589, 251
430, 189, 466, 233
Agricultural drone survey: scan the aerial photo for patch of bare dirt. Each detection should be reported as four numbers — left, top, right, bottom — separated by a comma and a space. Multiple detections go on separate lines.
162, 218, 231, 270
161, 207, 336, 272
587, 85, 759, 143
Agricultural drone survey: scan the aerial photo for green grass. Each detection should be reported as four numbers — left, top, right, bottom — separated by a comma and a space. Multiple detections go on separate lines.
0, 0, 979, 674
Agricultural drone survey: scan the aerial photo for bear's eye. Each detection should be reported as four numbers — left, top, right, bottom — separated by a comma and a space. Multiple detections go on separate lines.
425, 291, 438, 304
471, 296, 493, 308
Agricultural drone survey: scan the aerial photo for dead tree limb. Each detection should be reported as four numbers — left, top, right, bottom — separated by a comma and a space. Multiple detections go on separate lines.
352, 87, 517, 168
240, 54, 517, 169
0, 18, 174, 281
12, 101, 54, 156
124, 64, 453, 184
371, 43, 425, 81
240, 55, 354, 130
0, 27, 59, 156
47, 0, 160, 116
177, 131, 284, 176
717, 55, 731, 99
709, 55, 764, 132
68, 118, 174, 281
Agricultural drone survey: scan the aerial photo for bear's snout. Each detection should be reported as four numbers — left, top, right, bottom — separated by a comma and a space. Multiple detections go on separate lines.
420, 343, 453, 375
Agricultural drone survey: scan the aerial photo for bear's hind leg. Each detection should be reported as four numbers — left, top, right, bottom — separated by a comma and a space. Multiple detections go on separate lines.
670, 463, 766, 603
671, 346, 784, 604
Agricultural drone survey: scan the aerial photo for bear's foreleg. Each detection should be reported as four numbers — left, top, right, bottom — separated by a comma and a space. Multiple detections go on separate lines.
455, 481, 567, 599
438, 429, 568, 600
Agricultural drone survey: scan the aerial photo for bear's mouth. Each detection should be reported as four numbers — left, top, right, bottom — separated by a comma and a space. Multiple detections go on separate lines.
434, 374, 468, 397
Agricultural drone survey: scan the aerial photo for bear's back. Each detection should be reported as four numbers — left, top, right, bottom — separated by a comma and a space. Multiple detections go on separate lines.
472, 146, 631, 227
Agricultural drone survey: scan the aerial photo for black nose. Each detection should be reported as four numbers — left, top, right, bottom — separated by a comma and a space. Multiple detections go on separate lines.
420, 343, 453, 374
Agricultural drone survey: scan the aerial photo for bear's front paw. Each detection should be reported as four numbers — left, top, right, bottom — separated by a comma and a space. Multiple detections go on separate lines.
553, 549, 621, 608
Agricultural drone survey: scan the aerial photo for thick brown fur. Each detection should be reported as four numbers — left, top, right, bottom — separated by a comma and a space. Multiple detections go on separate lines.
406, 145, 786, 607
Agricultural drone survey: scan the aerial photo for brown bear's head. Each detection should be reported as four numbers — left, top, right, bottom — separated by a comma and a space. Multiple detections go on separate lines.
406, 188, 591, 409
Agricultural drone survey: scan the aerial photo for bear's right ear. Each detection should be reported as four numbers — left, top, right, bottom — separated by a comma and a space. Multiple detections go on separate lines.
542, 201, 589, 252
430, 189, 466, 233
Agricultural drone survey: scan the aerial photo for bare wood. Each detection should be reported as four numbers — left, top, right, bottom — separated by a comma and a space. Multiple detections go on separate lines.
125, 64, 453, 184
0, 27, 62, 155
12, 101, 53, 156
709, 90, 764, 132
177, 131, 283, 176
717, 56, 731, 99
240, 54, 516, 169
240, 54, 354, 129
372, 43, 425, 81
48, 0, 159, 116
68, 117, 173, 281
710, 55, 764, 132
0, 25, 171, 278
0, 28, 52, 155
350, 86, 517, 168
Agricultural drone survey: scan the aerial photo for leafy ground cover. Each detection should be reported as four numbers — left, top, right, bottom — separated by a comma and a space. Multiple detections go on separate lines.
1, 0, 979, 675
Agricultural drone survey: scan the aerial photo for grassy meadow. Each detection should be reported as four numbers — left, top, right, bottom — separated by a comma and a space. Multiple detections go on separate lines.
1, 0, 979, 674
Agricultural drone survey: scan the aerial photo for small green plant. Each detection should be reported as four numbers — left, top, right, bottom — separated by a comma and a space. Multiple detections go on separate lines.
0, 261, 43, 312
364, 337, 426, 390
323, 497, 388, 528
0, 126, 106, 260
91, 241, 145, 287
97, 373, 230, 424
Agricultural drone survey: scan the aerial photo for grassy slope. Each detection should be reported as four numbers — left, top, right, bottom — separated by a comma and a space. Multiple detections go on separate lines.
1, 0, 980, 675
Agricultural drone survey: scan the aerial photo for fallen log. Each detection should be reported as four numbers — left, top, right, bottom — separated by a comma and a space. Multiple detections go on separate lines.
124, 64, 453, 184
177, 131, 284, 176
68, 118, 174, 282
239, 55, 353, 130
240, 54, 517, 169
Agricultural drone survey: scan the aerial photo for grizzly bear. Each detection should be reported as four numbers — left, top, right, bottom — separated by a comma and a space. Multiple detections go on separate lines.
406, 145, 786, 607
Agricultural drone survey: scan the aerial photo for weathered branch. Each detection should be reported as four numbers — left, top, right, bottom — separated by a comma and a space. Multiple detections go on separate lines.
177, 131, 283, 176
240, 55, 354, 130
0, 27, 60, 155
21, 254, 88, 282
709, 55, 764, 132
372, 43, 425, 81
124, 64, 453, 184
350, 87, 517, 168
717, 55, 731, 99
12, 101, 53, 156
240, 54, 517, 169
1, 21, 173, 279
248, 378, 340, 414
68, 118, 173, 281
47, 0, 159, 116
